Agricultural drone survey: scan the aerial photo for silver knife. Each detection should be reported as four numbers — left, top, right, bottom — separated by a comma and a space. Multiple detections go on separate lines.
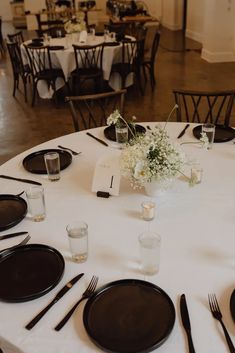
25, 273, 84, 330
177, 124, 190, 138
180, 294, 196, 353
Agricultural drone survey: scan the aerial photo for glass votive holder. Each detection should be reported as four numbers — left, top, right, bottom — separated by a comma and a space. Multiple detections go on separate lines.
26, 186, 46, 222
141, 201, 155, 221
191, 165, 203, 184
138, 231, 161, 275
66, 221, 88, 263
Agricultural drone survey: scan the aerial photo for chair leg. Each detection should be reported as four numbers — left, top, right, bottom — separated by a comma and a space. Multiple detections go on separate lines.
22, 77, 28, 103
13, 77, 18, 97
31, 82, 37, 107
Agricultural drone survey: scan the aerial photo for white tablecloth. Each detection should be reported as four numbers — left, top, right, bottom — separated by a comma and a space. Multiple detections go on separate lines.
0, 122, 235, 353
22, 35, 133, 98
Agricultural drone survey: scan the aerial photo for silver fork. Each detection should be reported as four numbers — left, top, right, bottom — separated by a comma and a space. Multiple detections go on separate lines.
57, 145, 81, 156
54, 275, 98, 331
208, 293, 235, 353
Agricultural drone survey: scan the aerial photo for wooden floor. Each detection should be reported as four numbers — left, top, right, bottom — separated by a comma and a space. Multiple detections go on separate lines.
1, 22, 235, 165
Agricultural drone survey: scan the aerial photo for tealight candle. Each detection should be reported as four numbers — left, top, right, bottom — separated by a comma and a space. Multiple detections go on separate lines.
191, 166, 203, 184
141, 201, 156, 221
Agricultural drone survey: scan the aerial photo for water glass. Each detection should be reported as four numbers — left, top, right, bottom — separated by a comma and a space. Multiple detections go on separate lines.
44, 152, 60, 181
202, 123, 215, 149
66, 221, 88, 263
138, 231, 161, 275
141, 201, 156, 221
104, 29, 110, 42
26, 186, 46, 222
115, 125, 128, 145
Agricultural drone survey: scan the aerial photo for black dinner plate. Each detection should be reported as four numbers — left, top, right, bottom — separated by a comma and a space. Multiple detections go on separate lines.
95, 31, 104, 36
83, 279, 175, 353
0, 244, 64, 302
193, 124, 235, 143
23, 149, 72, 174
0, 194, 27, 232
104, 124, 146, 142
230, 289, 235, 322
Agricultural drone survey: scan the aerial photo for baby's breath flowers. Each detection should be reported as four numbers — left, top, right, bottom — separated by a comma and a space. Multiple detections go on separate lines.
120, 126, 186, 189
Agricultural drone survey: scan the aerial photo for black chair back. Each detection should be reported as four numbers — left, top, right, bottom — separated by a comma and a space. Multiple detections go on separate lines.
66, 89, 126, 131
7, 31, 24, 45
173, 90, 235, 125
73, 43, 104, 71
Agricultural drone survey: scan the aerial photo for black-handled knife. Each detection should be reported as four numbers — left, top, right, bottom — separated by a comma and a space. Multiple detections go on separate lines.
0, 231, 29, 241
0, 175, 42, 186
180, 294, 196, 353
177, 124, 190, 139
25, 273, 84, 330
86, 132, 108, 146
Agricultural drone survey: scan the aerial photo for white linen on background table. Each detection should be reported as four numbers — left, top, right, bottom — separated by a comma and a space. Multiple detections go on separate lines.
0, 122, 235, 353
21, 35, 134, 98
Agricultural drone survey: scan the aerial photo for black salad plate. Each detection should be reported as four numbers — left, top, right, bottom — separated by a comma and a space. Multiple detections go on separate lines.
83, 279, 175, 353
29, 41, 44, 47
95, 32, 104, 36
0, 194, 27, 231
230, 289, 235, 323
0, 244, 64, 302
104, 124, 146, 142
23, 149, 72, 174
193, 124, 235, 143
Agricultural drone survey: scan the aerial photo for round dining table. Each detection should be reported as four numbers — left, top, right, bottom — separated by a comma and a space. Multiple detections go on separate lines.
0, 122, 234, 353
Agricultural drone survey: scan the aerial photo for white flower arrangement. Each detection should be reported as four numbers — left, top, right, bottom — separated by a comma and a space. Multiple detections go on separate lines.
64, 14, 86, 33
107, 109, 136, 138
120, 126, 186, 189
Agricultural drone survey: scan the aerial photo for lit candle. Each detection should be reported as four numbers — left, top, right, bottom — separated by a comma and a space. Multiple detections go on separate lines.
141, 201, 156, 221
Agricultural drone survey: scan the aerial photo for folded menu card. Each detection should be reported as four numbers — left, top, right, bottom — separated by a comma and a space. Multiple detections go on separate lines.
92, 153, 120, 196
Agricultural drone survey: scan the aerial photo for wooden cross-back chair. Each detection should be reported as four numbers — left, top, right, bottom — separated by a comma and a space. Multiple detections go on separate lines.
66, 89, 126, 131
7, 31, 24, 46
71, 43, 104, 95
173, 89, 235, 125
24, 43, 68, 106
7, 41, 31, 102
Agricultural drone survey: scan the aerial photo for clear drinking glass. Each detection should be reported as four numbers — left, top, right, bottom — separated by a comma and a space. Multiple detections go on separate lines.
26, 186, 46, 222
44, 152, 60, 181
138, 231, 161, 275
115, 125, 128, 145
66, 221, 88, 263
202, 123, 215, 149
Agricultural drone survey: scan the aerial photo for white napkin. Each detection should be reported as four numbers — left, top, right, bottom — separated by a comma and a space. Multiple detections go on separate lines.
79, 30, 88, 43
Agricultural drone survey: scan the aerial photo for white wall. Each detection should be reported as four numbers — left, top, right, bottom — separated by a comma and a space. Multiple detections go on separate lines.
186, 0, 204, 43
1, 0, 13, 21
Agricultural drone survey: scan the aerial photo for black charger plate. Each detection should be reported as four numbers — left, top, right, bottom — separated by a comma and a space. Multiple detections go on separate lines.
193, 124, 235, 143
0, 244, 64, 302
104, 124, 146, 142
230, 289, 235, 322
0, 194, 27, 231
83, 279, 175, 353
23, 149, 72, 174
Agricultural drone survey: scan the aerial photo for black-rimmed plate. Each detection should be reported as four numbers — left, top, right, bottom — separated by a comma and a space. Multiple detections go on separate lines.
230, 289, 235, 322
104, 124, 146, 142
49, 45, 65, 50
23, 149, 72, 174
0, 194, 27, 232
104, 42, 120, 47
0, 244, 64, 302
193, 124, 235, 143
83, 279, 175, 353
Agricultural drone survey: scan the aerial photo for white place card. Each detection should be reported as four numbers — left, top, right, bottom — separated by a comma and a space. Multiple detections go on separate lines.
92, 153, 121, 196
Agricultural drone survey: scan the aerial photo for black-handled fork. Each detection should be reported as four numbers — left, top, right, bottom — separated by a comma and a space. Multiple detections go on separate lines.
54, 275, 98, 331
208, 293, 235, 353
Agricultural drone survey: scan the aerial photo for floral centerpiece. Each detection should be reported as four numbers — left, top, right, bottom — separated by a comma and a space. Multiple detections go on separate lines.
64, 14, 86, 33
120, 126, 185, 190
107, 105, 209, 193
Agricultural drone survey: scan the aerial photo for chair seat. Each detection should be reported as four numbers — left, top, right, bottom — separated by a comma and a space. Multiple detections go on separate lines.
36, 68, 65, 81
